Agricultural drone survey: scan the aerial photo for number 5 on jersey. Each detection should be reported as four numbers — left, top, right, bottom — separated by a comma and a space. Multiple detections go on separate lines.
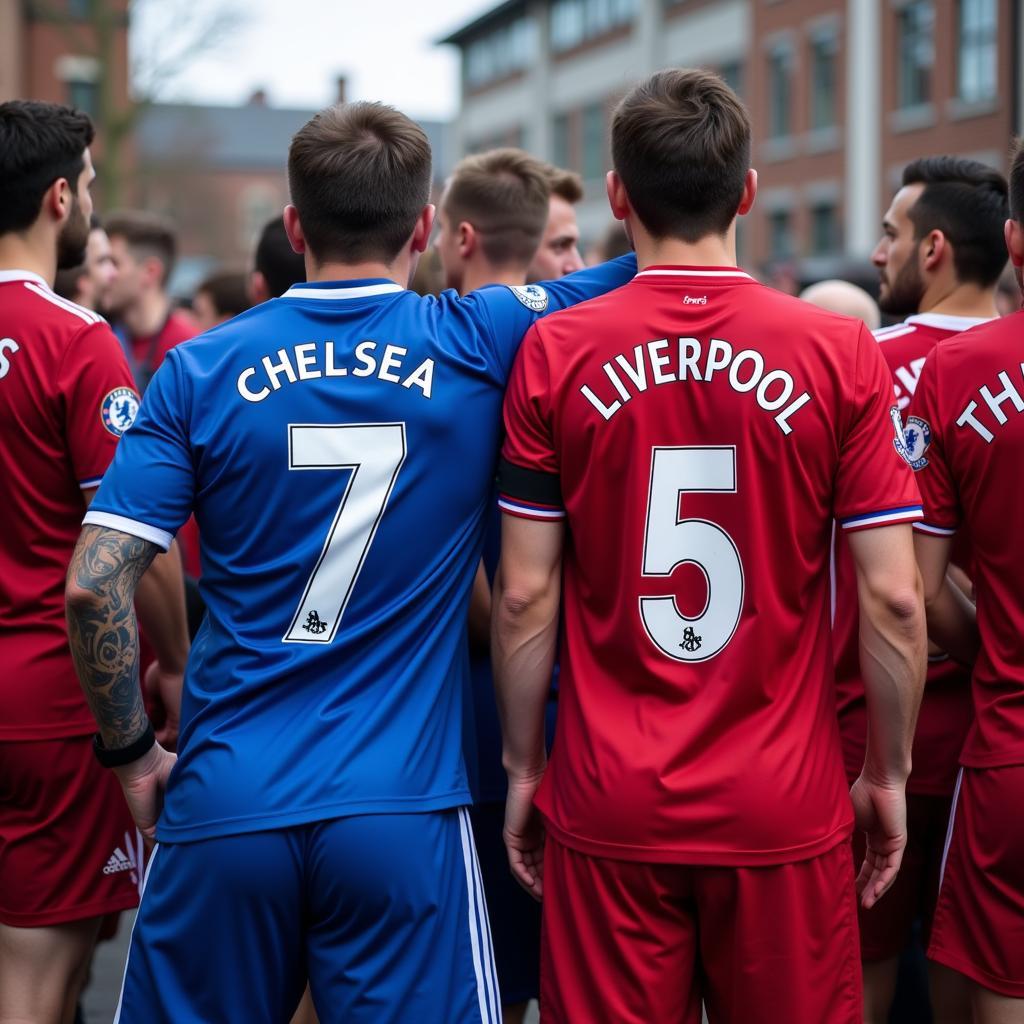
640, 446, 744, 662
285, 423, 406, 644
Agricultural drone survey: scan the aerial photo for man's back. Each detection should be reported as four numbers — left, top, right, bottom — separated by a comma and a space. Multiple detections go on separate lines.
500, 266, 922, 863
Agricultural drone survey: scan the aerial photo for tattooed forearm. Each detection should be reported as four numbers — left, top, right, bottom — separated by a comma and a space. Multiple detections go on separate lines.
66, 526, 160, 749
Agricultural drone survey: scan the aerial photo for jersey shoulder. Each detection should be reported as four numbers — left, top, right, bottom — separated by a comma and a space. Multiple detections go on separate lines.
2, 278, 108, 335
932, 311, 1023, 366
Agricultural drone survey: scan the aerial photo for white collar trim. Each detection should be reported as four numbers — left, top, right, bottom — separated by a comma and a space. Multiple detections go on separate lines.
905, 313, 995, 331
636, 268, 753, 280
283, 282, 404, 300
0, 269, 49, 288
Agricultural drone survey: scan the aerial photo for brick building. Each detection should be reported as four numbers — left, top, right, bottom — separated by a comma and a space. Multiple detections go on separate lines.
441, 0, 1022, 276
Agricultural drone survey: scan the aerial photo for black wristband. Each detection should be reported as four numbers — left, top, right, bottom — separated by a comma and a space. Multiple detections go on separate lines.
92, 723, 156, 768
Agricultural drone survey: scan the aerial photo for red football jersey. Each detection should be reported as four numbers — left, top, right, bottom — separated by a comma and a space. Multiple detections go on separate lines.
909, 310, 1024, 768
0, 270, 139, 739
499, 267, 923, 866
833, 314, 990, 795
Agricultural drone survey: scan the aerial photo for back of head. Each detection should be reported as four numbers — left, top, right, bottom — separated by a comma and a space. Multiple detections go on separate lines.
105, 209, 177, 286
443, 148, 550, 268
611, 68, 751, 242
288, 102, 432, 265
196, 269, 251, 321
0, 100, 94, 236
799, 279, 881, 330
1010, 139, 1024, 226
543, 164, 584, 206
254, 216, 305, 298
902, 156, 1008, 288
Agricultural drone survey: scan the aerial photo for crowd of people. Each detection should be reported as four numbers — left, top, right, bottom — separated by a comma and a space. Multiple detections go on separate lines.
0, 64, 1022, 1024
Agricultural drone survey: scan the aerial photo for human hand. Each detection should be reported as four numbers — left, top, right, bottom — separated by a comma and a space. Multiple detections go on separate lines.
850, 774, 908, 909
503, 770, 546, 901
113, 742, 177, 840
144, 660, 183, 750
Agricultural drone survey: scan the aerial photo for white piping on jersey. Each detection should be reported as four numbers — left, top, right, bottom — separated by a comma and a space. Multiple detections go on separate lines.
23, 281, 102, 324
82, 511, 174, 552
937, 767, 963, 892
913, 521, 958, 537
905, 313, 994, 332
0, 269, 49, 288
283, 282, 404, 300
873, 325, 916, 342
635, 268, 754, 280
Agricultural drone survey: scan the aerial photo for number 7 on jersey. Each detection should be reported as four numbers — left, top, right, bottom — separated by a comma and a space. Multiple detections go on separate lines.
284, 423, 406, 644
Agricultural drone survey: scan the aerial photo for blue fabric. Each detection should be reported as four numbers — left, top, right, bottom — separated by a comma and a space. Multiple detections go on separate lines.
115, 810, 501, 1024
88, 257, 635, 843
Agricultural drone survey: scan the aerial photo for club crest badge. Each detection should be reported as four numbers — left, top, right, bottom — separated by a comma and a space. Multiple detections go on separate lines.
101, 387, 140, 437
902, 415, 932, 470
509, 284, 549, 313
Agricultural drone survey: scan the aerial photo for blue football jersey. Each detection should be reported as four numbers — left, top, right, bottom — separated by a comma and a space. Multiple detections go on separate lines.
85, 260, 635, 842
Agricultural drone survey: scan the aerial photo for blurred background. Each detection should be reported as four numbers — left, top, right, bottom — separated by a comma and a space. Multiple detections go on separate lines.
1, 0, 1018, 299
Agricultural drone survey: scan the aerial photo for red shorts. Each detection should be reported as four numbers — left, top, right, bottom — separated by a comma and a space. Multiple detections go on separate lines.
928, 766, 1024, 998
540, 835, 862, 1024
852, 792, 952, 961
0, 735, 143, 927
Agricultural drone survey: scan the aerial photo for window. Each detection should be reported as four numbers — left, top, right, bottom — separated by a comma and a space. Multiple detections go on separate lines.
550, 0, 636, 53
582, 103, 605, 180
957, 0, 997, 103
768, 210, 794, 259
809, 28, 838, 130
552, 112, 571, 171
810, 202, 841, 254
718, 60, 744, 98
465, 18, 536, 89
897, 1, 934, 108
66, 79, 98, 118
767, 42, 794, 139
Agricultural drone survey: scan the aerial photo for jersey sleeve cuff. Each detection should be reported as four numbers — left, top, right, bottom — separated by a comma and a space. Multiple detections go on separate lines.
839, 505, 923, 532
497, 495, 566, 521
82, 511, 174, 551
913, 520, 958, 537
78, 474, 105, 489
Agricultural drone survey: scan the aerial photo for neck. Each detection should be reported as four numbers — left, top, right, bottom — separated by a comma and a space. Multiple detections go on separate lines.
123, 289, 171, 338
305, 252, 410, 289
0, 228, 58, 286
460, 261, 526, 295
632, 222, 737, 271
920, 280, 999, 320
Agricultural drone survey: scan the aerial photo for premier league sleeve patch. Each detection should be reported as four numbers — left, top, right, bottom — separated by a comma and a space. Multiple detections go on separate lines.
509, 284, 549, 313
902, 415, 932, 470
101, 386, 141, 437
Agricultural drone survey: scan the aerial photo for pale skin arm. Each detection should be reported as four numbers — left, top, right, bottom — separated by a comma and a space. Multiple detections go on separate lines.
914, 532, 980, 669
491, 515, 564, 900
847, 524, 927, 909
65, 524, 178, 839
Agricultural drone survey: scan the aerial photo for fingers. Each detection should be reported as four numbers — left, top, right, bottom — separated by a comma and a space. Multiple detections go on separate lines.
858, 845, 905, 909
507, 843, 544, 901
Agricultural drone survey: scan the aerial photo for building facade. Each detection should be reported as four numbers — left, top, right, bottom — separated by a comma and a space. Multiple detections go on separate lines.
441, 0, 1021, 276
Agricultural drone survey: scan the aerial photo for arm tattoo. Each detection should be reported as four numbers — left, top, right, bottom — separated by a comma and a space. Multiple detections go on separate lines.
66, 525, 160, 749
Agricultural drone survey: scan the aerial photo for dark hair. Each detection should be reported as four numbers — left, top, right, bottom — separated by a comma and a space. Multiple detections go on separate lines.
1009, 139, 1024, 225
0, 100, 94, 235
902, 156, 1008, 288
254, 216, 305, 298
611, 68, 750, 242
288, 102, 432, 264
196, 269, 251, 320
105, 209, 178, 286
543, 164, 584, 205
53, 214, 105, 300
443, 148, 550, 267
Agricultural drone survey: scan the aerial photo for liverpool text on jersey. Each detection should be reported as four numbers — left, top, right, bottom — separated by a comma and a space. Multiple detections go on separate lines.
236, 340, 435, 404
579, 336, 813, 435
953, 364, 1024, 444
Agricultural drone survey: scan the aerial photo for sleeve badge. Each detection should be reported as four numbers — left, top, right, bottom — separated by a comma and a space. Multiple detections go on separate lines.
101, 386, 141, 437
509, 284, 549, 313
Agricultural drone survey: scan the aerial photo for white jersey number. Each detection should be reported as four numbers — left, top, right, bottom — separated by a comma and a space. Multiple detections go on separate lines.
639, 446, 744, 662
284, 423, 406, 644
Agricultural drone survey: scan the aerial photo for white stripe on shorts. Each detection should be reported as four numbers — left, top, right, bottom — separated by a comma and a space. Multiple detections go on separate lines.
458, 808, 500, 1023
937, 767, 964, 892
466, 809, 500, 1022
113, 842, 159, 1024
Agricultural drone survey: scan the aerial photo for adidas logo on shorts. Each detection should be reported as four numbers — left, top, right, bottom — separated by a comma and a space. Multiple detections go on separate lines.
102, 839, 138, 885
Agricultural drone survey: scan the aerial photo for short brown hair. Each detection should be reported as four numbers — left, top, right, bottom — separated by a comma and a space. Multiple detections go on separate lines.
443, 148, 550, 268
105, 209, 177, 285
1010, 138, 1024, 224
196, 269, 251, 320
288, 102, 432, 264
611, 68, 751, 242
543, 164, 583, 205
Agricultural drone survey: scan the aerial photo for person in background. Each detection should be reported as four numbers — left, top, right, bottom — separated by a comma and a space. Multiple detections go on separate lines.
53, 213, 117, 312
527, 164, 585, 282
995, 263, 1020, 316
192, 269, 251, 332
104, 210, 194, 392
800, 279, 881, 330
249, 215, 306, 303
585, 220, 632, 266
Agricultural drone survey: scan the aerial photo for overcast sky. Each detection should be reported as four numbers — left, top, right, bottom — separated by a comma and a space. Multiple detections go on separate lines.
132, 0, 494, 119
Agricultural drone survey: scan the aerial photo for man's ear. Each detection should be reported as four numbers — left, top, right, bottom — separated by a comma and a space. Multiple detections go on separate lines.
605, 170, 630, 221
410, 204, 435, 256
249, 270, 271, 304
283, 205, 306, 255
737, 168, 757, 216
44, 177, 73, 226
1005, 218, 1024, 268
921, 229, 947, 273
457, 220, 478, 259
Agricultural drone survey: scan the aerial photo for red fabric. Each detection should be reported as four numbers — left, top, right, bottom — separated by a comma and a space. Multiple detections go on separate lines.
929, 765, 1024, 997
909, 311, 1024, 768
0, 274, 137, 739
834, 317, 981, 796
0, 735, 143, 926
540, 834, 862, 1024
852, 792, 952, 961
500, 267, 922, 864
128, 308, 195, 379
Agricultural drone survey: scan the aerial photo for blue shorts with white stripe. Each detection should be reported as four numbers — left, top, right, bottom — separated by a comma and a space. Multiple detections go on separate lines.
115, 808, 500, 1023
